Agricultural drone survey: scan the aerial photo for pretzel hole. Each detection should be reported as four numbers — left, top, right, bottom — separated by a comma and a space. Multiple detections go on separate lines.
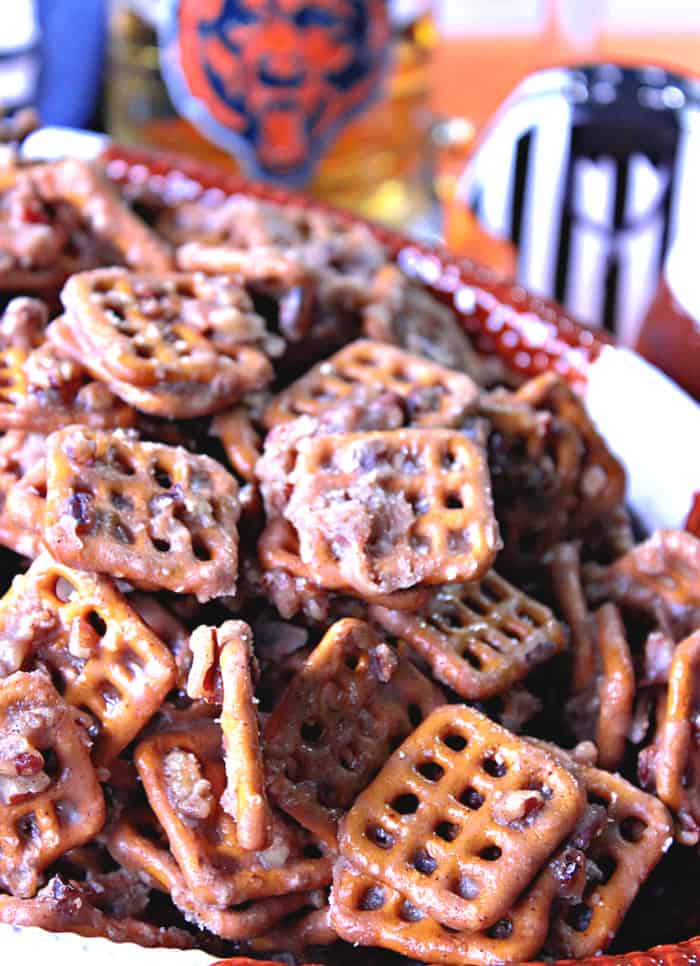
111, 517, 134, 545
39, 747, 59, 780
487, 917, 513, 940
98, 680, 121, 707
443, 732, 468, 752
152, 463, 173, 489
567, 902, 593, 932
300, 720, 323, 744
435, 820, 460, 842
462, 647, 483, 669
192, 538, 212, 561
459, 787, 484, 810
595, 853, 617, 884
152, 537, 171, 553
446, 494, 463, 510
87, 610, 107, 638
442, 447, 463, 471
105, 445, 135, 476
54, 575, 78, 602
620, 816, 647, 842
359, 885, 386, 911
587, 791, 609, 808
417, 761, 444, 783
365, 823, 395, 850
479, 844, 502, 861
411, 848, 438, 875
448, 529, 470, 552
399, 899, 426, 922
317, 783, 341, 808
482, 754, 508, 778
302, 843, 323, 859
16, 812, 39, 843
390, 793, 420, 815
133, 344, 153, 359
345, 651, 361, 671
110, 490, 133, 512
408, 704, 423, 728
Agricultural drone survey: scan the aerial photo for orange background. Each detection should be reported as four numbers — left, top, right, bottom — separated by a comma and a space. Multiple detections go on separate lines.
431, 31, 700, 128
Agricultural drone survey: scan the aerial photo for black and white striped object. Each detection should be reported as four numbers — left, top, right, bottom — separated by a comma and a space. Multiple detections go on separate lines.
459, 65, 700, 345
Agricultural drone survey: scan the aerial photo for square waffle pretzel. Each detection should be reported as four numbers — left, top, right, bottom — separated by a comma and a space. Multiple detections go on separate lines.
330, 857, 557, 966
0, 553, 176, 762
545, 757, 673, 959
187, 620, 272, 851
263, 339, 480, 430
44, 426, 241, 601
106, 805, 310, 940
0, 670, 105, 897
638, 629, 700, 845
371, 572, 565, 701
0, 159, 172, 296
586, 529, 700, 640
0, 342, 136, 433
264, 618, 445, 849
338, 705, 584, 932
135, 721, 333, 908
57, 268, 274, 418
285, 429, 500, 597
257, 516, 431, 619
0, 431, 46, 558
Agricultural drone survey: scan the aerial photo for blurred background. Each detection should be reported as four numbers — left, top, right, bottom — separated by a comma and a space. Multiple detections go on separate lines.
4, 0, 699, 393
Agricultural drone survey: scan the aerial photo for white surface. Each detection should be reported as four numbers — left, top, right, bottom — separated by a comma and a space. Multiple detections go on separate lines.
586, 345, 700, 531
0, 923, 216, 964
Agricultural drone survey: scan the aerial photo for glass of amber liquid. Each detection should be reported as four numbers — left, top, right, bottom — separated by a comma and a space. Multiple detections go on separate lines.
105, 1, 436, 227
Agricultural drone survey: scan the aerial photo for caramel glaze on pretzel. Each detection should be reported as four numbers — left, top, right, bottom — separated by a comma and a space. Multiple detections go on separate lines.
135, 721, 333, 909
638, 630, 700, 845
284, 429, 500, 597
0, 670, 105, 898
264, 618, 445, 849
0, 153, 694, 961
371, 571, 565, 700
44, 426, 241, 601
264, 339, 481, 431
339, 705, 585, 932
0, 553, 176, 763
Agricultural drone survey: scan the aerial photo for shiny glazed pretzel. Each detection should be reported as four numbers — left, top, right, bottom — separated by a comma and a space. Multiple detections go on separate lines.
638, 630, 700, 845
339, 705, 584, 932
61, 268, 275, 385
257, 516, 431, 619
546, 760, 673, 959
0, 430, 46, 557
0, 670, 105, 898
107, 805, 309, 940
371, 571, 565, 700
264, 618, 445, 848
0, 553, 176, 762
135, 721, 333, 908
44, 426, 241, 601
285, 428, 500, 597
565, 603, 635, 772
263, 339, 480, 430
188, 620, 272, 851
330, 857, 556, 966
0, 877, 193, 948
586, 529, 700, 639
0, 342, 136, 433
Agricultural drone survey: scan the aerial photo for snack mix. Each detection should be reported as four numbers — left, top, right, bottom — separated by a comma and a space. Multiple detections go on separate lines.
0, 146, 696, 966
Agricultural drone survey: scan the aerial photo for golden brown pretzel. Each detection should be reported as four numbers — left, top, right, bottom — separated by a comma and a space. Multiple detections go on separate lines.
371, 571, 565, 700
264, 339, 480, 431
135, 721, 333, 908
0, 670, 105, 897
339, 705, 584, 932
0, 553, 176, 762
44, 426, 241, 601
284, 428, 500, 597
264, 618, 444, 848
